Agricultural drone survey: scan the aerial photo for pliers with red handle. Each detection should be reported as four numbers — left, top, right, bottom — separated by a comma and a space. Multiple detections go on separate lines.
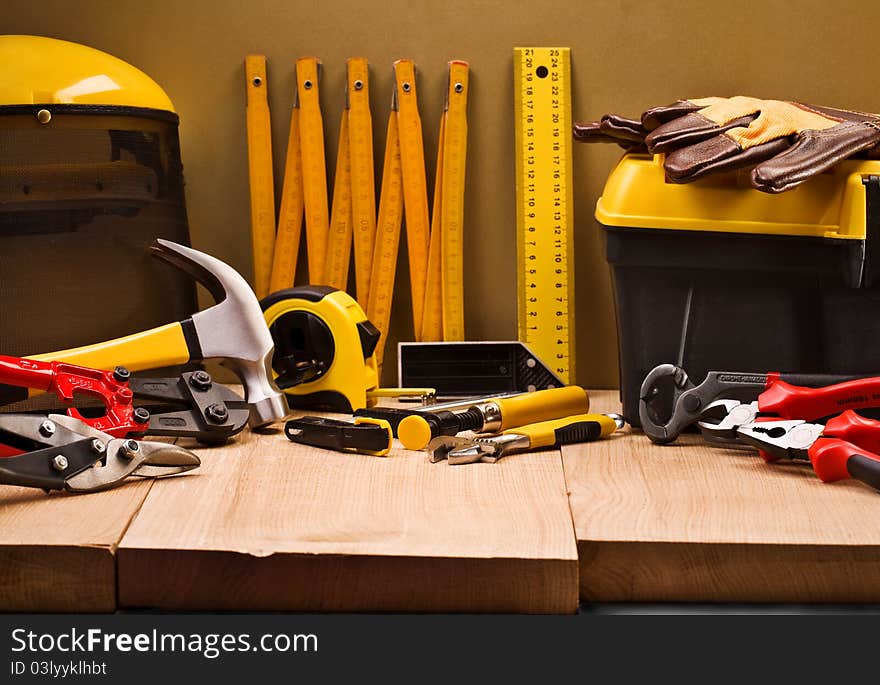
736, 410, 880, 491
698, 375, 880, 445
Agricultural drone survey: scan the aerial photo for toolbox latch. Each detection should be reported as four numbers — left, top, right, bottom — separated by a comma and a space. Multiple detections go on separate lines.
862, 175, 880, 288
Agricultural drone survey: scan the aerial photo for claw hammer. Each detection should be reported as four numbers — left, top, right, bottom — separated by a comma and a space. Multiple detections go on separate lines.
28, 240, 289, 428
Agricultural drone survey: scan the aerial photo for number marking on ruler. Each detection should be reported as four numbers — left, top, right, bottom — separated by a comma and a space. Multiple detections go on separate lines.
420, 111, 445, 342
244, 55, 276, 299
347, 57, 376, 307
440, 60, 469, 341
269, 91, 304, 293
367, 110, 404, 367
325, 111, 353, 291
296, 57, 329, 284
393, 59, 431, 337
513, 47, 575, 384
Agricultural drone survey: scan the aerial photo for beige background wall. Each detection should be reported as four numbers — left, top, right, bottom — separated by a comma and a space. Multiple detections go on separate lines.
5, 0, 880, 387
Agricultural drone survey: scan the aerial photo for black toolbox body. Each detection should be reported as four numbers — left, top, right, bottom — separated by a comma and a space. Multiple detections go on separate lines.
596, 154, 880, 426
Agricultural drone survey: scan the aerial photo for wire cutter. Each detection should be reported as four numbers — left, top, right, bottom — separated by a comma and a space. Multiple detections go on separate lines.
638, 363, 864, 444
698, 375, 880, 445
0, 413, 199, 493
736, 410, 880, 491
427, 413, 623, 465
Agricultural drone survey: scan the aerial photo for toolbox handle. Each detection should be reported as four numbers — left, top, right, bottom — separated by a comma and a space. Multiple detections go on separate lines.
862, 175, 880, 288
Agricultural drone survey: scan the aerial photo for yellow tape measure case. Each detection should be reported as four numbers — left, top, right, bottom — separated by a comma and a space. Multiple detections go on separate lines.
261, 286, 381, 413
598, 153, 880, 425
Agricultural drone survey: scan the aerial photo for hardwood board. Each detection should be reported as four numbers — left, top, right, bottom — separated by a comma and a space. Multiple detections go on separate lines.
567, 390, 880, 602
0, 480, 154, 612
118, 426, 578, 613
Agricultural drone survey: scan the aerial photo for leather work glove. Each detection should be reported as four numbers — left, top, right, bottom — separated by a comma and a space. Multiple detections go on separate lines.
574, 96, 880, 193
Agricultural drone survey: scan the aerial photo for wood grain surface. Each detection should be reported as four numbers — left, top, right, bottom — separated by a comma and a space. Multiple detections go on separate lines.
118, 426, 579, 613
0, 480, 154, 612
567, 390, 880, 602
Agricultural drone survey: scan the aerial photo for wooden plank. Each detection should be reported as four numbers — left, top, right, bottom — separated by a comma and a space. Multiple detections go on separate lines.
118, 427, 578, 613
0, 480, 154, 612
567, 390, 880, 602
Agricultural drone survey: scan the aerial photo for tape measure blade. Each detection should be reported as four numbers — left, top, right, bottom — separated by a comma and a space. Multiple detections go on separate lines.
440, 61, 469, 341
245, 55, 276, 299
513, 47, 575, 384
367, 111, 404, 368
419, 111, 446, 342
296, 57, 330, 285
393, 60, 431, 337
347, 58, 377, 307
270, 105, 304, 293
325, 111, 353, 291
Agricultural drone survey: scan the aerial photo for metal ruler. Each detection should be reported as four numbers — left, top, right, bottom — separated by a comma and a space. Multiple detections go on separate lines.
440, 60, 469, 341
513, 47, 575, 384
366, 110, 404, 367
269, 83, 304, 293
296, 57, 330, 285
244, 55, 276, 299
393, 60, 431, 338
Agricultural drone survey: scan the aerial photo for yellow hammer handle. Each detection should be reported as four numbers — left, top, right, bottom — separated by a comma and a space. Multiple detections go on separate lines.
510, 413, 618, 449
495, 385, 589, 430
29, 322, 191, 371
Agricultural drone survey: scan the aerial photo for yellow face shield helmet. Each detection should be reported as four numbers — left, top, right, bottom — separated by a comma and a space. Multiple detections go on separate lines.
0, 35, 196, 356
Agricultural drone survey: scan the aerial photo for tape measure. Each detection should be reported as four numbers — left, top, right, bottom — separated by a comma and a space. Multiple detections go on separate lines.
296, 57, 330, 285
513, 47, 575, 384
269, 87, 305, 293
440, 61, 469, 341
244, 55, 276, 300
393, 60, 431, 337
347, 58, 377, 307
325, 110, 353, 291
366, 110, 404, 367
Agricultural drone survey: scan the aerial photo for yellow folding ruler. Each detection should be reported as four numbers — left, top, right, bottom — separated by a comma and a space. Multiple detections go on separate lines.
420, 111, 445, 342
269, 76, 304, 293
325, 109, 353, 291
393, 59, 431, 337
366, 110, 404, 367
296, 57, 330, 284
513, 47, 575, 384
440, 60, 469, 341
347, 58, 376, 306
244, 55, 276, 299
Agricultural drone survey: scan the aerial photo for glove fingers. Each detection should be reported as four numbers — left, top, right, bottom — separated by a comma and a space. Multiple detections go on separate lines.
663, 135, 791, 183
573, 114, 647, 143
752, 122, 880, 193
647, 113, 757, 153
641, 98, 724, 130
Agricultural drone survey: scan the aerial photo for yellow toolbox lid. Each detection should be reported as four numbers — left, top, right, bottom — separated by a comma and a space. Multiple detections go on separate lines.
595, 153, 880, 240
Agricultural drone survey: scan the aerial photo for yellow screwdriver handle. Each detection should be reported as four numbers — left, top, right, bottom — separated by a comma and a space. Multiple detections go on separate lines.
495, 385, 589, 430
510, 413, 618, 449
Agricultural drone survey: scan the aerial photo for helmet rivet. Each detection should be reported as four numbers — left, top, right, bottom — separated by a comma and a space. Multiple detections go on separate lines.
304, 80, 313, 90
252, 76, 262, 87
36, 109, 52, 124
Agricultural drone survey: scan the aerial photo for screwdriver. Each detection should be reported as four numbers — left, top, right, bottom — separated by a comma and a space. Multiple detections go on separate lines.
396, 385, 590, 450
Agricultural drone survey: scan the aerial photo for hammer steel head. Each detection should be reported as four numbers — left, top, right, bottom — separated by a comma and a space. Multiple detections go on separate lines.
151, 240, 289, 428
